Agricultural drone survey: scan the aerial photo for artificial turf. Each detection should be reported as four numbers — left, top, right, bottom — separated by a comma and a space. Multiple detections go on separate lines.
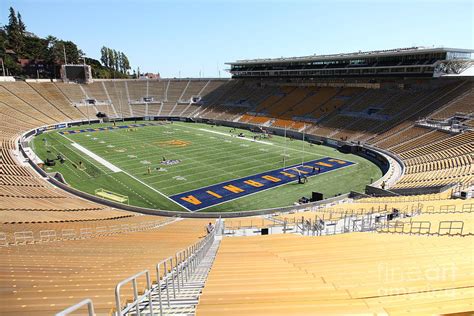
31, 121, 382, 212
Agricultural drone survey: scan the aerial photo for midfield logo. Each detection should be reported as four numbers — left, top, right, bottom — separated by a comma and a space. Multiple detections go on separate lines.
157, 139, 191, 147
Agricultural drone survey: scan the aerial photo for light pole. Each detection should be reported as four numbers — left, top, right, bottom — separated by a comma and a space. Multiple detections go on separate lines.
84, 100, 90, 125
1, 58, 5, 76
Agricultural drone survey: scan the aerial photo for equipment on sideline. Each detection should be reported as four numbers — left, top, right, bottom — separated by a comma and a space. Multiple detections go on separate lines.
311, 192, 324, 202
95, 188, 129, 204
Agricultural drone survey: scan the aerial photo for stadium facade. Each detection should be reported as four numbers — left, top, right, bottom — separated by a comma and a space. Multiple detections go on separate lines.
228, 46, 474, 78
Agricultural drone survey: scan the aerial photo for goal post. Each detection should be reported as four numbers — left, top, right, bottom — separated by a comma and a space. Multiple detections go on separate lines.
95, 188, 129, 204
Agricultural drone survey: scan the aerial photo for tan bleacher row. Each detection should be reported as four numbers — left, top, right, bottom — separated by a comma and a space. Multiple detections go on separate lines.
0, 219, 208, 315
0, 214, 177, 248
0, 209, 131, 225
197, 233, 474, 316
430, 86, 474, 120
1, 82, 70, 123
28, 83, 85, 120
388, 130, 452, 153
391, 131, 474, 189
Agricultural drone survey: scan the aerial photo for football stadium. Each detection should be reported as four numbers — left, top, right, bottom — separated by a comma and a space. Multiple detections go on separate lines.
0, 1, 473, 315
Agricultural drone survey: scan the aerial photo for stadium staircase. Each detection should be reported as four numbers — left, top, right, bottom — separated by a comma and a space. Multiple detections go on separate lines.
139, 237, 221, 315
117, 220, 223, 316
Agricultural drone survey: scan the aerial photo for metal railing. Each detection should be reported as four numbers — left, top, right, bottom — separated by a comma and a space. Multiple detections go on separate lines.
424, 203, 473, 214
286, 208, 409, 236
0, 232, 7, 247
376, 220, 467, 236
0, 218, 176, 247
55, 298, 95, 316
113, 219, 221, 316
115, 270, 154, 316
438, 221, 464, 236
294, 212, 385, 236
14, 231, 34, 244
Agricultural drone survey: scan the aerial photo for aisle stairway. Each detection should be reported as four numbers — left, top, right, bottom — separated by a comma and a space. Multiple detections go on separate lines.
118, 221, 223, 316
137, 237, 221, 315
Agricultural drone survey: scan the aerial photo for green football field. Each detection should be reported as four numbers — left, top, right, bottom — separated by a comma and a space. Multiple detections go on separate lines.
31, 121, 382, 213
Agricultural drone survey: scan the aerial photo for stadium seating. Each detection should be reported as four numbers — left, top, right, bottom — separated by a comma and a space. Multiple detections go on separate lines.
28, 83, 85, 121
430, 86, 473, 120
0, 78, 472, 315
0, 219, 208, 315
196, 233, 473, 316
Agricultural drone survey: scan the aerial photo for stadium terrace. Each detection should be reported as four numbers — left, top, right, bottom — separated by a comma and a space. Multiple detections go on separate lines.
228, 46, 474, 78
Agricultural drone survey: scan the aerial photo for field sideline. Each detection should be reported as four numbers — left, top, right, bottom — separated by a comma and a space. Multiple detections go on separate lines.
31, 121, 382, 212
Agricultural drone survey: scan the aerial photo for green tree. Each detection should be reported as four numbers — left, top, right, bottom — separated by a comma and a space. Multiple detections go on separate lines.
121, 52, 130, 74
17, 12, 26, 34
113, 49, 119, 71
6, 7, 23, 54
3, 54, 21, 75
107, 47, 114, 69
23, 37, 48, 60
47, 38, 82, 64
100, 46, 108, 67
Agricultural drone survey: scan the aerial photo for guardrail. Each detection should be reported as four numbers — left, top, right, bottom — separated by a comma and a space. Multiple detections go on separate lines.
425, 203, 474, 214
115, 270, 154, 316
55, 299, 95, 316
0, 218, 176, 247
376, 220, 468, 236
293, 210, 394, 236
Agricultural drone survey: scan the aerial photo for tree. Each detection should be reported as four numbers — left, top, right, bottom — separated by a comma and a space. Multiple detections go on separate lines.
17, 12, 26, 34
121, 52, 130, 74
113, 49, 119, 71
107, 47, 114, 69
23, 37, 48, 60
3, 54, 21, 75
6, 7, 23, 53
6, 7, 18, 34
98, 46, 131, 74
100, 46, 108, 67
46, 38, 81, 64
62, 41, 83, 64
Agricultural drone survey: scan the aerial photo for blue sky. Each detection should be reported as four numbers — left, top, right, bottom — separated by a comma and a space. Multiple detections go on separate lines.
2, 0, 473, 78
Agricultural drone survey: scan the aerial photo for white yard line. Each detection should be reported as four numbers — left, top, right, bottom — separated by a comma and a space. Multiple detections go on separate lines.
198, 128, 274, 145
177, 123, 326, 157
71, 142, 123, 173
59, 133, 192, 212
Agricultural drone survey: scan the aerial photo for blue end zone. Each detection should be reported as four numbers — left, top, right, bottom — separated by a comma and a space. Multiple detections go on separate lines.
170, 157, 355, 212
59, 122, 162, 135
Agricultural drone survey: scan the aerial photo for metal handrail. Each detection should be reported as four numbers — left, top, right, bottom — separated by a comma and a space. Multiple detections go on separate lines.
1, 218, 178, 248
114, 270, 154, 316
55, 298, 95, 316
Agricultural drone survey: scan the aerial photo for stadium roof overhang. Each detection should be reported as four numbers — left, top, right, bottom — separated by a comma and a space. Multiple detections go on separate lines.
226, 47, 474, 66
226, 47, 474, 78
